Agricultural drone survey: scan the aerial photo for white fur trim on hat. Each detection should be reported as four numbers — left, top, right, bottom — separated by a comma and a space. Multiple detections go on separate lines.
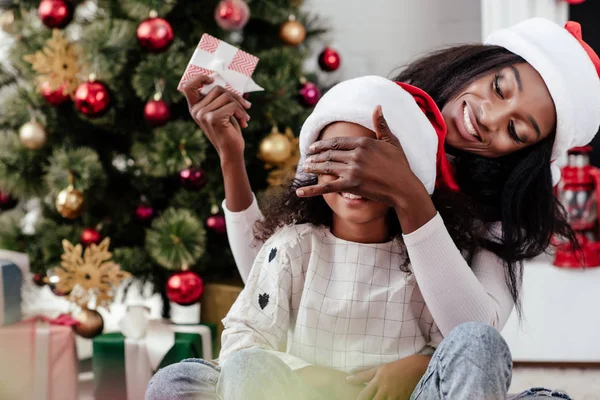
485, 18, 600, 178
297, 76, 439, 194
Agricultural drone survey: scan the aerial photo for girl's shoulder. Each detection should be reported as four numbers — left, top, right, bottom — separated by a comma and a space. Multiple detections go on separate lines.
263, 223, 324, 256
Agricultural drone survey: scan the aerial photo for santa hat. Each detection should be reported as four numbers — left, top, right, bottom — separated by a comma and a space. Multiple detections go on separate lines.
297, 75, 457, 194
485, 18, 600, 184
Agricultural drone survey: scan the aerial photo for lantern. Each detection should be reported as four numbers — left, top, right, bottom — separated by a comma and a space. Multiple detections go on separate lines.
554, 146, 600, 268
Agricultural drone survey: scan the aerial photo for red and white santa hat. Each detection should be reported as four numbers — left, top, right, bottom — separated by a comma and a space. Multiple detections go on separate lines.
486, 18, 600, 184
297, 75, 450, 195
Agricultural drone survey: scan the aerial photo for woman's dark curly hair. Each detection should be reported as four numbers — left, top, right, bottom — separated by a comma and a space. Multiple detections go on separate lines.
255, 44, 577, 314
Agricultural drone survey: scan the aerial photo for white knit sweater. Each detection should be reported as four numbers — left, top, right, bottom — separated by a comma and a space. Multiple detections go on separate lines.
222, 195, 515, 337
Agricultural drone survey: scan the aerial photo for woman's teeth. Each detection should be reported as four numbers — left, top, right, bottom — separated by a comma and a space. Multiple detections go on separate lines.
463, 104, 480, 140
341, 192, 362, 200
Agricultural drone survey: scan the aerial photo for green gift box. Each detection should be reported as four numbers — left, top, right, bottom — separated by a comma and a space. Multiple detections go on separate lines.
93, 322, 216, 400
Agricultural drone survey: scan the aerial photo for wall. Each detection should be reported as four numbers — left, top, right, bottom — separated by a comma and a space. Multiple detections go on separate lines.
303, 0, 482, 82
481, 0, 568, 40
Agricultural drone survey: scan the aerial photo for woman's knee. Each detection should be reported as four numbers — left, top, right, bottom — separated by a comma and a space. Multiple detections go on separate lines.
439, 322, 512, 371
446, 322, 509, 354
145, 359, 219, 400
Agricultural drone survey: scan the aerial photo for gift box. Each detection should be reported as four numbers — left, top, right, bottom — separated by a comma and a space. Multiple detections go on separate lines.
177, 33, 263, 96
200, 282, 243, 351
0, 250, 30, 326
0, 260, 22, 326
0, 319, 78, 400
93, 306, 217, 400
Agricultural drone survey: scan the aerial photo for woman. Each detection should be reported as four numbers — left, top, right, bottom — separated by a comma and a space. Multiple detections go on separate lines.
147, 18, 599, 400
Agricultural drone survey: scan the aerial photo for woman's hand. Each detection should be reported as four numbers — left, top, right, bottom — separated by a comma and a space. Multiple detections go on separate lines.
348, 355, 431, 400
298, 106, 437, 233
182, 74, 252, 163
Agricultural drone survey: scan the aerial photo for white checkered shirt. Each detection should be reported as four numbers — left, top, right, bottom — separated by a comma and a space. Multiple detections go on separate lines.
220, 224, 442, 374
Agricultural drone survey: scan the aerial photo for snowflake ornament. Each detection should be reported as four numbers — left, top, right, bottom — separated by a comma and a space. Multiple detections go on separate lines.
22, 29, 81, 97
46, 237, 131, 309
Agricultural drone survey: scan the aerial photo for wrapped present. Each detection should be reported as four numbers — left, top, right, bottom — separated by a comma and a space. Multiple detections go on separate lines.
0, 318, 78, 400
200, 282, 243, 351
0, 250, 30, 326
177, 33, 263, 96
93, 306, 216, 400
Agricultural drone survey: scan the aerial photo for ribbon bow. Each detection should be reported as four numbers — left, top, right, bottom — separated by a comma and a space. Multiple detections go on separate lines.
178, 33, 263, 96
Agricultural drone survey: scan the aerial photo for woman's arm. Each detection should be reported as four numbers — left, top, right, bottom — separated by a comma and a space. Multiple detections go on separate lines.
182, 75, 264, 281
299, 108, 514, 334
402, 213, 514, 334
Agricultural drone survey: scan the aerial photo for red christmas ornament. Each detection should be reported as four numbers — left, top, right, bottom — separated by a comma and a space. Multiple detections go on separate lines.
137, 17, 174, 53
40, 81, 70, 106
144, 99, 171, 127
299, 81, 321, 106
81, 227, 101, 246
75, 80, 111, 117
38, 0, 73, 29
318, 48, 341, 72
206, 214, 226, 234
564, 0, 585, 4
166, 271, 204, 305
180, 167, 206, 190
215, 0, 250, 31
33, 273, 46, 287
0, 191, 17, 210
135, 204, 155, 221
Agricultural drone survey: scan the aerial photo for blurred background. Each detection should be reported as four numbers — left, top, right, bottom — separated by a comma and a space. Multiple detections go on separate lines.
0, 0, 599, 399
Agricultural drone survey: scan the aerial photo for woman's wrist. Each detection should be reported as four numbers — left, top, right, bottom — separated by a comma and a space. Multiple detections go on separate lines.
392, 178, 437, 234
220, 152, 245, 170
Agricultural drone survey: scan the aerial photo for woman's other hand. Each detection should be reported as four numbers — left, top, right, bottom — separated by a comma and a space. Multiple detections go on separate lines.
298, 106, 436, 233
182, 74, 252, 163
348, 355, 431, 400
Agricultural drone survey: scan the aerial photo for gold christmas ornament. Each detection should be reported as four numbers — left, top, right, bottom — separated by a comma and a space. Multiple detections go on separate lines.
56, 184, 85, 219
266, 127, 300, 187
45, 237, 131, 309
0, 9, 14, 33
280, 17, 306, 46
23, 29, 81, 98
259, 126, 294, 165
19, 120, 47, 150
73, 307, 104, 338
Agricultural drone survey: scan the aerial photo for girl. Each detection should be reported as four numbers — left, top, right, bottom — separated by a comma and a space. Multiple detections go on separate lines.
148, 18, 600, 399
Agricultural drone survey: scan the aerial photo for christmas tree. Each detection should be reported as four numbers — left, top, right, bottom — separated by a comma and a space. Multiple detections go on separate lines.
0, 0, 336, 313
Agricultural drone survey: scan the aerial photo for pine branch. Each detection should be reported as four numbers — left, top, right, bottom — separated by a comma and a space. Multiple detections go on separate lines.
145, 208, 206, 270
78, 18, 138, 80
132, 39, 187, 103
118, 0, 176, 20
113, 246, 154, 275
44, 146, 107, 198
132, 120, 207, 177
0, 62, 18, 87
26, 217, 81, 274
250, 0, 299, 24
0, 131, 48, 198
0, 208, 26, 252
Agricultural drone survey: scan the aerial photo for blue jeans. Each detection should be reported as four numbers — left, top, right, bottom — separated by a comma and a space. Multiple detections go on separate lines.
146, 322, 572, 400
